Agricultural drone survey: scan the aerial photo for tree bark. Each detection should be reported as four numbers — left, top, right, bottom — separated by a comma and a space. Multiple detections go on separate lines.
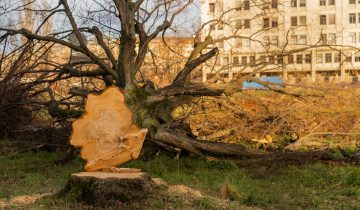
59, 172, 154, 206
154, 124, 265, 157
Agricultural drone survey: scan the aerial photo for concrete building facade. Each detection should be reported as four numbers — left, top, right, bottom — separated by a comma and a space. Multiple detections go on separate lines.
200, 0, 360, 84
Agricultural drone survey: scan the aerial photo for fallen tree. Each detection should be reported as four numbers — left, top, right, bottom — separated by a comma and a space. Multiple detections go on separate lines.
0, 0, 245, 157
1, 0, 354, 158
154, 122, 265, 157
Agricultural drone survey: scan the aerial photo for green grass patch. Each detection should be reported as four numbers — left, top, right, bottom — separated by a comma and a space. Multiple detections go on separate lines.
1, 139, 360, 209
125, 154, 360, 209
0, 140, 84, 199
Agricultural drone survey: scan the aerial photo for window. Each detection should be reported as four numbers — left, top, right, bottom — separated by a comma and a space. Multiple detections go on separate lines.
269, 56, 275, 63
209, 3, 215, 13
244, 39, 251, 47
223, 56, 229, 65
349, 0, 356, 4
235, 1, 241, 11
334, 53, 341, 63
217, 2, 223, 13
320, 0, 326, 6
244, 0, 250, 10
320, 15, 326, 25
328, 0, 335, 5
216, 57, 221, 65
305, 54, 312, 63
299, 35, 307, 44
235, 38, 242, 47
291, 0, 297, 7
271, 0, 278, 8
296, 54, 303, 64
244, 19, 251, 29
350, 14, 356, 24
271, 36, 279, 45
277, 56, 284, 64
250, 56, 256, 64
325, 53, 332, 63
321, 34, 327, 44
299, 16, 307, 25
291, 16, 298, 26
217, 41, 224, 48
241, 56, 248, 65
259, 55, 266, 62
299, 0, 306, 7
329, 14, 335, 24
349, 32, 356, 43
288, 55, 294, 64
233, 56, 239, 64
355, 56, 360, 62
291, 35, 297, 44
272, 18, 278, 27
263, 18, 270, 28
317, 53, 323, 63
328, 33, 336, 44
346, 56, 352, 62
263, 36, 270, 46
235, 19, 242, 29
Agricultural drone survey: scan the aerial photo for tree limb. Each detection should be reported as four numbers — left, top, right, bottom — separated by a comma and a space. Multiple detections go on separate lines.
147, 84, 224, 104
91, 26, 118, 72
154, 124, 265, 157
172, 47, 218, 86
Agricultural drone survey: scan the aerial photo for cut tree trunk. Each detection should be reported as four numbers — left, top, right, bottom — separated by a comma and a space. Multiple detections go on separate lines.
60, 172, 154, 206
154, 124, 265, 157
70, 87, 148, 171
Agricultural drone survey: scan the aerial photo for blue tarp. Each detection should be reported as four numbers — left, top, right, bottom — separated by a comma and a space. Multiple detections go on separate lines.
242, 76, 284, 89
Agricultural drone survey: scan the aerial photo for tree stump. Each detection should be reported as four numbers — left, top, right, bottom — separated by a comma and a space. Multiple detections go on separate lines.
60, 171, 154, 206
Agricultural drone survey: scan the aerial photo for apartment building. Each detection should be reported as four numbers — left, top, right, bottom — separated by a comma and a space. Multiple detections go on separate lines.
200, 0, 360, 84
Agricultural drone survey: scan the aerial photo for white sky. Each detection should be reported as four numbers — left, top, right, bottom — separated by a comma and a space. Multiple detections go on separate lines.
0, 0, 201, 37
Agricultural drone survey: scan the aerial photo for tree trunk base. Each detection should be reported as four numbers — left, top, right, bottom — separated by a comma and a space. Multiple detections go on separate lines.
60, 171, 154, 206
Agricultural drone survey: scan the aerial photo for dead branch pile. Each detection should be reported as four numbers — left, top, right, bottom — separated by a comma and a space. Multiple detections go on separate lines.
185, 87, 360, 150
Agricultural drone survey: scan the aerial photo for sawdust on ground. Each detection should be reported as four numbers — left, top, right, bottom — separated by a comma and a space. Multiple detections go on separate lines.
0, 193, 52, 208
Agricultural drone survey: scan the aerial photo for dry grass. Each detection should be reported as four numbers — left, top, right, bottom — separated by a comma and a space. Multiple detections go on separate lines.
182, 86, 360, 150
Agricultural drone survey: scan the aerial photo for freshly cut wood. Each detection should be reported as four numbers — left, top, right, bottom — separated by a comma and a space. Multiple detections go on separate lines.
101, 167, 142, 173
70, 87, 148, 172
60, 172, 154, 205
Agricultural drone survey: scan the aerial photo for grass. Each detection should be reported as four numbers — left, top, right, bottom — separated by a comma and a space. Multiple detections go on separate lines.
1, 139, 360, 209
0, 140, 83, 199
126, 155, 360, 209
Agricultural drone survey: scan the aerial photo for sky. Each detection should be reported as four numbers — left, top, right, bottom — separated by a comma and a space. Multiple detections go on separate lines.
0, 0, 201, 37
